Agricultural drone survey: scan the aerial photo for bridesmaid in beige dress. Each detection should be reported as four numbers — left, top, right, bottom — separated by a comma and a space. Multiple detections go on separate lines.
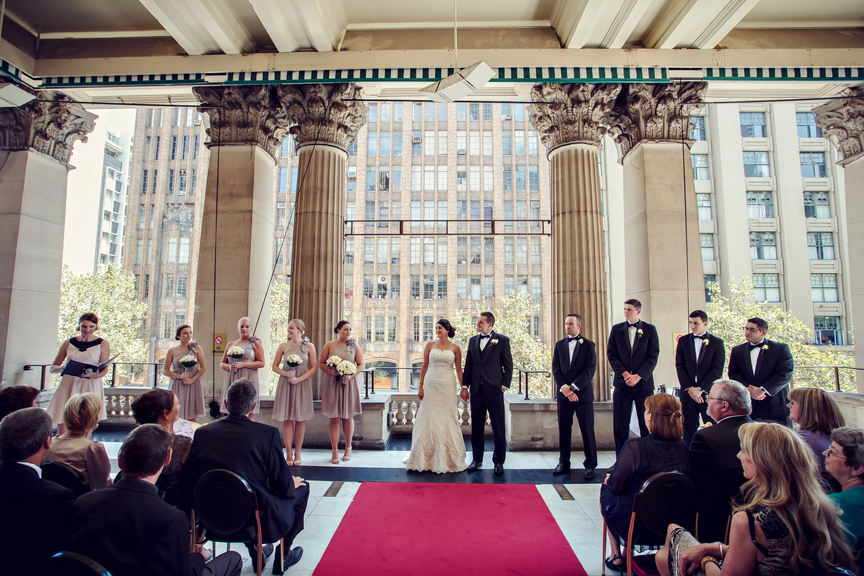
163, 325, 206, 422
271, 319, 317, 467
219, 317, 265, 419
319, 320, 364, 464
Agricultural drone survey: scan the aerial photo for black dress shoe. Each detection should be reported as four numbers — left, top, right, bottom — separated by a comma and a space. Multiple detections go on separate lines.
493, 463, 504, 476
466, 461, 482, 472
584, 467, 596, 480
249, 543, 274, 574
272, 545, 303, 574
553, 463, 571, 476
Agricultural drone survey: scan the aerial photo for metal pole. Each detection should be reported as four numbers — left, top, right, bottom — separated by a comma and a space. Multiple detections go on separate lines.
40, 366, 46, 391
153, 363, 159, 388
834, 366, 841, 393
111, 363, 117, 387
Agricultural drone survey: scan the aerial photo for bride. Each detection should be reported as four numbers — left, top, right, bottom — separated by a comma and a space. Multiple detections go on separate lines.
404, 319, 468, 473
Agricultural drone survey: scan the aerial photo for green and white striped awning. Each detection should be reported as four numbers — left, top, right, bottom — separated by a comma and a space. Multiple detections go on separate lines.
704, 67, 864, 81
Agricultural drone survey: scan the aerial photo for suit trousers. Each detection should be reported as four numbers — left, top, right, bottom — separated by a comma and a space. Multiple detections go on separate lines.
556, 391, 597, 468
203, 551, 243, 576
612, 386, 652, 454
681, 392, 713, 445
470, 385, 506, 465
277, 483, 310, 547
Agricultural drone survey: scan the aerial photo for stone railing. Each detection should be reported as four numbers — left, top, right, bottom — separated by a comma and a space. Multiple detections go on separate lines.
387, 392, 491, 436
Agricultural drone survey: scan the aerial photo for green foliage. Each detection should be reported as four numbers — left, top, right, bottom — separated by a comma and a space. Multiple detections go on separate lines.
706, 277, 855, 392
449, 294, 554, 398
267, 282, 292, 394
58, 265, 148, 385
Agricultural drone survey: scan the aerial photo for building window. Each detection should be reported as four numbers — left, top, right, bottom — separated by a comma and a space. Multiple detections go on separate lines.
750, 232, 777, 260
164, 274, 175, 297
176, 275, 188, 298
390, 274, 400, 299
457, 276, 467, 299
190, 170, 197, 194
470, 238, 481, 265
163, 314, 172, 339
743, 152, 771, 177
410, 275, 420, 299
170, 136, 177, 160
753, 274, 781, 302
811, 274, 839, 302
502, 132, 512, 156
505, 276, 514, 296
531, 277, 541, 299
747, 191, 775, 218
696, 194, 712, 220
504, 238, 514, 264
423, 275, 435, 299
517, 275, 528, 295
457, 237, 467, 264
344, 275, 353, 299
704, 274, 717, 302
814, 316, 844, 345
364, 238, 374, 264
486, 238, 496, 265
804, 191, 831, 218
178, 170, 187, 194
740, 112, 767, 138
387, 316, 397, 342
376, 275, 388, 299
689, 116, 706, 140
143, 275, 149, 298
168, 170, 175, 194
379, 131, 390, 156
423, 237, 435, 265
423, 316, 434, 342
797, 113, 823, 138
484, 276, 495, 298
141, 170, 148, 194
437, 239, 447, 265
800, 152, 827, 178
374, 316, 385, 341
363, 275, 374, 299
700, 234, 715, 261
437, 276, 447, 299
413, 316, 420, 341
691, 154, 710, 180
529, 166, 539, 191
807, 233, 835, 260
193, 136, 200, 159
470, 276, 481, 299
182, 136, 189, 160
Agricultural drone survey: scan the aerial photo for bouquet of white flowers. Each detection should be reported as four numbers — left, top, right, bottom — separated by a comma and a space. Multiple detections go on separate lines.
179, 354, 198, 369
284, 354, 302, 368
337, 359, 357, 387
227, 346, 244, 362
326, 355, 342, 370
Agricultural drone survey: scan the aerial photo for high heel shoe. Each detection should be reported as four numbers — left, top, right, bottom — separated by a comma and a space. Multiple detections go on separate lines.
331, 451, 340, 465
342, 448, 352, 462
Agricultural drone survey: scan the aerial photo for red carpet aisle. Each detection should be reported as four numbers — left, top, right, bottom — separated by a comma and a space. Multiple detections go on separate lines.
313, 482, 588, 576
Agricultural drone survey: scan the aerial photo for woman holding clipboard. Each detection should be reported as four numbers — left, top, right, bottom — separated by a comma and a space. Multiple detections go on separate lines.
46, 313, 110, 434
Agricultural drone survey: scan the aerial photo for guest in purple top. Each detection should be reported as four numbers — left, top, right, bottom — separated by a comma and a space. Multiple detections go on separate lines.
787, 387, 846, 476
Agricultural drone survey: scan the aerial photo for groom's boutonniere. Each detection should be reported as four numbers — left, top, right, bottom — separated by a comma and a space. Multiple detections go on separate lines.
637, 329, 643, 339
491, 338, 499, 345
578, 337, 584, 345
762, 344, 769, 351
703, 337, 709, 346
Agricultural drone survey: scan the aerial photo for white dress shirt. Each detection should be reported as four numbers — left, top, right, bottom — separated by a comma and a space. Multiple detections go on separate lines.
750, 340, 764, 375
479, 332, 491, 351
568, 336, 580, 362
628, 324, 637, 347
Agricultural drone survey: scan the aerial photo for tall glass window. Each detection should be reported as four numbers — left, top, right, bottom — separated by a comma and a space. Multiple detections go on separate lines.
740, 112, 767, 137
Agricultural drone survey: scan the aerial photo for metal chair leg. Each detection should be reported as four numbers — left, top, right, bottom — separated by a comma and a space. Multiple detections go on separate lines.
602, 520, 607, 575
190, 511, 196, 553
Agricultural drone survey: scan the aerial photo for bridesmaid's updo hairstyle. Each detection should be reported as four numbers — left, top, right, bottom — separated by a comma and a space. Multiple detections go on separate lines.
289, 319, 306, 335
334, 320, 350, 334
131, 389, 176, 425
237, 316, 251, 329
77, 312, 99, 331
175, 325, 191, 340
436, 319, 456, 338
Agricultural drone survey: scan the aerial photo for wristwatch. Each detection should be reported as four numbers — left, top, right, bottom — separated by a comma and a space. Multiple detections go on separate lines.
461, 385, 468, 389
568, 384, 577, 393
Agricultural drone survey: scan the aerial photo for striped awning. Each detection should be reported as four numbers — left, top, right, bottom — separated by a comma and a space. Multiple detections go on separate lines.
704, 67, 864, 81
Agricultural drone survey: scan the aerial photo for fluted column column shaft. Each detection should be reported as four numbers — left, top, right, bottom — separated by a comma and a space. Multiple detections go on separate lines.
549, 144, 610, 400
289, 144, 347, 399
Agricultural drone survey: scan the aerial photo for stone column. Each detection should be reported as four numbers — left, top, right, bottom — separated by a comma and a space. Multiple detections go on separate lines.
528, 83, 621, 401
604, 82, 708, 387
192, 85, 288, 403
277, 84, 367, 398
0, 87, 97, 387
814, 86, 864, 392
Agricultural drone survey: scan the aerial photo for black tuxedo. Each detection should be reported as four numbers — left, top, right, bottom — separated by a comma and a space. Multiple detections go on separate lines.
0, 462, 74, 574
67, 478, 241, 576
607, 320, 660, 453
462, 331, 513, 465
675, 333, 726, 443
552, 336, 597, 468
182, 414, 310, 545
690, 415, 753, 543
727, 339, 793, 426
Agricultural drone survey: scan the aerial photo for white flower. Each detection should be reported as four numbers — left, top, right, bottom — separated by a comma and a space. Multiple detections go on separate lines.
637, 329, 643, 338
703, 338, 709, 346
337, 360, 357, 376
179, 354, 198, 368
578, 337, 584, 345
762, 344, 769, 350
284, 354, 303, 368
491, 339, 499, 345
227, 346, 244, 359
325, 355, 343, 369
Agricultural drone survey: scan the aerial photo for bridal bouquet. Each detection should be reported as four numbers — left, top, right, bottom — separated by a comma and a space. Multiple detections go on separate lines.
337, 360, 357, 386
284, 354, 303, 368
227, 346, 245, 362
326, 355, 343, 370
179, 354, 198, 369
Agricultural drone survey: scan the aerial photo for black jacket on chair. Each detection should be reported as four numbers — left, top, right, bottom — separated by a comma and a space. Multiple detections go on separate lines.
727, 339, 793, 426
0, 463, 74, 574
552, 336, 596, 402
182, 414, 297, 543
67, 478, 205, 576
607, 320, 660, 391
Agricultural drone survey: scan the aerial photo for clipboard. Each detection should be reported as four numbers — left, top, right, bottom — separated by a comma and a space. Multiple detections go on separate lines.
61, 353, 120, 377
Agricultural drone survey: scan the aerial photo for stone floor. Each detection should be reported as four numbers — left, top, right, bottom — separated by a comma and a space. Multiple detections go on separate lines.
98, 441, 616, 575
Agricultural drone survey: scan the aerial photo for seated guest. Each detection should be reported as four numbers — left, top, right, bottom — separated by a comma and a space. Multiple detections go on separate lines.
183, 379, 310, 573
656, 422, 855, 576
601, 393, 690, 572
43, 393, 113, 490
131, 388, 189, 506
788, 387, 846, 476
0, 385, 40, 420
690, 379, 752, 544
67, 424, 242, 576
825, 427, 864, 575
0, 408, 74, 572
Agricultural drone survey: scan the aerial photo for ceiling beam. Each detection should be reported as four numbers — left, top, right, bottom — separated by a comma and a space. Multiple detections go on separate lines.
645, 0, 760, 50
692, 0, 760, 49
248, 0, 300, 53
552, 0, 654, 49
551, 0, 604, 49
600, 0, 656, 49
293, 0, 346, 53
138, 0, 255, 55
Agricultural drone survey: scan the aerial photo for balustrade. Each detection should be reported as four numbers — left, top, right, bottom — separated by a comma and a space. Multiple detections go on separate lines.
387, 392, 489, 435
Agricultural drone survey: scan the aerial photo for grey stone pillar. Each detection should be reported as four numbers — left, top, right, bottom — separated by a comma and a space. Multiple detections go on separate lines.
528, 83, 621, 401
277, 84, 367, 398
815, 85, 864, 392
605, 82, 708, 388
0, 87, 97, 387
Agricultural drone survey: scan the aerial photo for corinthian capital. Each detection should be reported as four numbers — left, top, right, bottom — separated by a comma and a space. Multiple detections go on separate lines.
276, 84, 368, 152
814, 85, 864, 166
0, 86, 97, 165
527, 83, 621, 153
604, 82, 707, 160
193, 85, 289, 159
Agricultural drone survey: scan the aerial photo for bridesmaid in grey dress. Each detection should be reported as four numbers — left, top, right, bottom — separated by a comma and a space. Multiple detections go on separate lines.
219, 316, 265, 418
163, 325, 206, 421
271, 318, 317, 467
319, 320, 364, 464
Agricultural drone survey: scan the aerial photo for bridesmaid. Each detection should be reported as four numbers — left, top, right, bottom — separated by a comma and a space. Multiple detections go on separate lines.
47, 313, 110, 436
163, 325, 206, 422
220, 317, 265, 419
319, 320, 364, 464
271, 319, 317, 467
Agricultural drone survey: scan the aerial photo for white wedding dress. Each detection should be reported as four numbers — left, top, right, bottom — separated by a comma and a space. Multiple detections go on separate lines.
403, 348, 468, 473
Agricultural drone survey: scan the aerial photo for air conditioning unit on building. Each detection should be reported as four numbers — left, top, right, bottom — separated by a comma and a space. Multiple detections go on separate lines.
412, 135, 422, 143
502, 114, 512, 120
377, 275, 388, 284
347, 166, 356, 177
457, 148, 466, 155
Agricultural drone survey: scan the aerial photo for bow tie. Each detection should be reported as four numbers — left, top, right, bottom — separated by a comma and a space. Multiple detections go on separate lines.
693, 334, 707, 340
748, 342, 763, 350
628, 323, 639, 328
568, 336, 580, 342
479, 334, 491, 339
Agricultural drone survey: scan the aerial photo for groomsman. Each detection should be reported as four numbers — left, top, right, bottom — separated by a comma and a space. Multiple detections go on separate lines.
551, 314, 597, 479
727, 317, 794, 426
675, 310, 726, 444
608, 299, 660, 454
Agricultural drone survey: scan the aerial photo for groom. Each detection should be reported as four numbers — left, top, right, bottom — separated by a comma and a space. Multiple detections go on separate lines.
461, 311, 513, 476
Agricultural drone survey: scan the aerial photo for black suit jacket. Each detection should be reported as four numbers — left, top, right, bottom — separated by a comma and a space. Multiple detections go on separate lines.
607, 320, 660, 391
67, 478, 205, 576
462, 332, 514, 395
182, 415, 296, 542
551, 336, 596, 402
727, 339, 793, 423
675, 333, 726, 392
690, 415, 753, 543
0, 463, 74, 574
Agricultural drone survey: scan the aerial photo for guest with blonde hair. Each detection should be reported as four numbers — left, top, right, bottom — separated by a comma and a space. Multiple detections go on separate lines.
220, 316, 264, 420
43, 393, 113, 490
272, 319, 317, 467
787, 387, 846, 475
